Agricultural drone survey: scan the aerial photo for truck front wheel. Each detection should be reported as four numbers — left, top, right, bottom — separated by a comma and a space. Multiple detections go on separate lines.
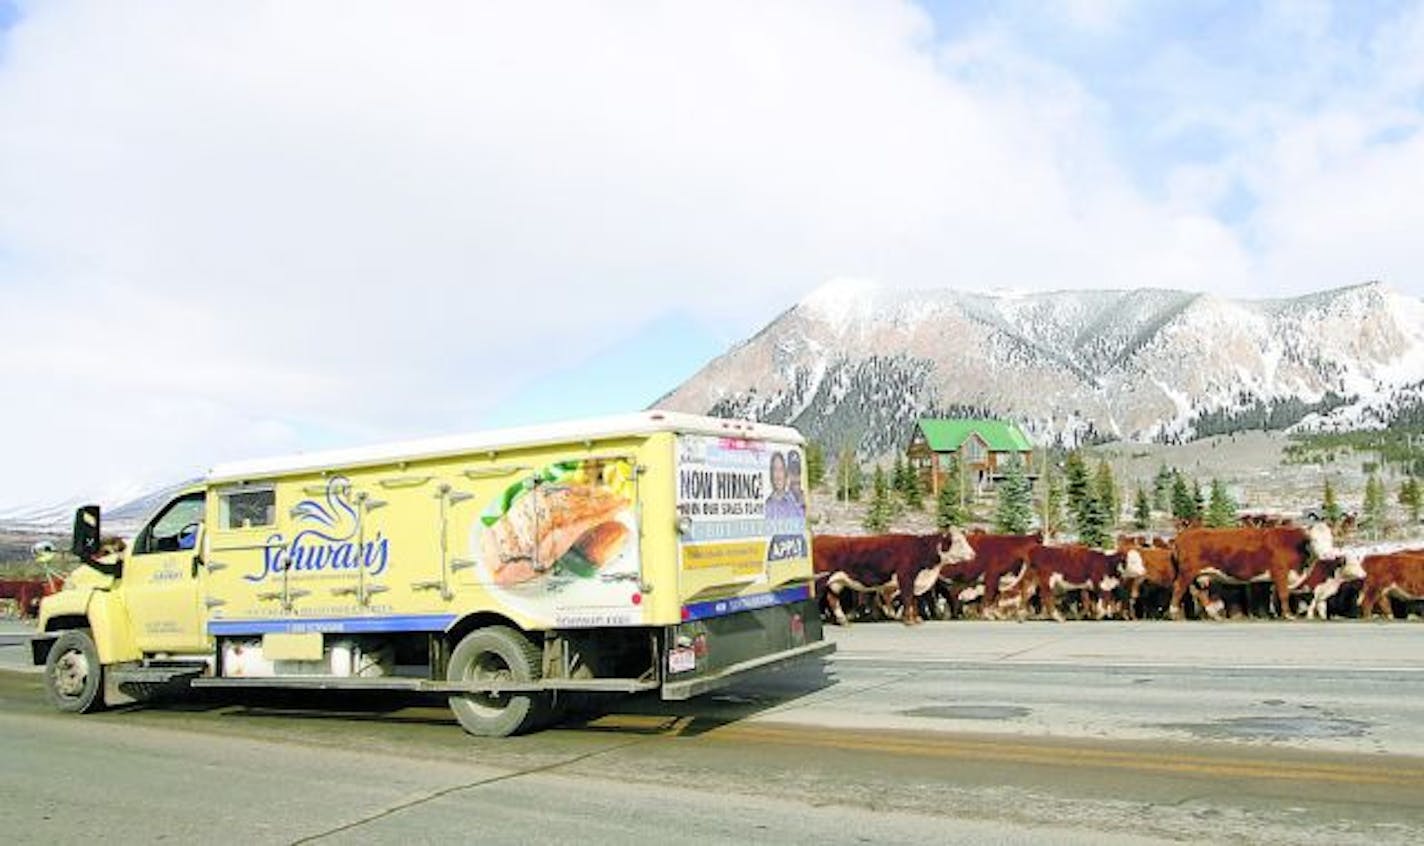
44, 629, 105, 713
447, 626, 550, 737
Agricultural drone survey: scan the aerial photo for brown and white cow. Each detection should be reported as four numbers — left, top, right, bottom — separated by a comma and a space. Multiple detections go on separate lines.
938, 532, 1044, 619
1114, 537, 1178, 620
813, 530, 975, 626
1169, 524, 1334, 620
1357, 551, 1424, 620
1024, 545, 1146, 621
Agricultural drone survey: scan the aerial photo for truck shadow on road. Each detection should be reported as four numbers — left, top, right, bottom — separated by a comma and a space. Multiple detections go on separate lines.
137, 659, 839, 737
553, 660, 839, 737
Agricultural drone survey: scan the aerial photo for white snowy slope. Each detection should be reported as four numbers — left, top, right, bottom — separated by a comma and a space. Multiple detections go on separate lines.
0, 480, 198, 536
654, 280, 1424, 456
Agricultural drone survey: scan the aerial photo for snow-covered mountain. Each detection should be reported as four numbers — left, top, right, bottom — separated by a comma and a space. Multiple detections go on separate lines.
0, 479, 198, 537
654, 280, 1424, 456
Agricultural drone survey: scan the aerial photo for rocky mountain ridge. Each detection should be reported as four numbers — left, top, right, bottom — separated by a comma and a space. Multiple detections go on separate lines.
655, 280, 1424, 457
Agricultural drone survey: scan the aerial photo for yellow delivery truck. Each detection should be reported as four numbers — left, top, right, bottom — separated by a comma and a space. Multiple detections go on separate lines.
32, 412, 832, 735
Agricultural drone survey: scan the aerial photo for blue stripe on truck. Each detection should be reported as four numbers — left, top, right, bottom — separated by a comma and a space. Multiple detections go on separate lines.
681, 584, 812, 622
208, 614, 458, 636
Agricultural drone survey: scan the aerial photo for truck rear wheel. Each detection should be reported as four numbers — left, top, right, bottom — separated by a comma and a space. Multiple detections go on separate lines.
447, 626, 550, 737
44, 628, 105, 714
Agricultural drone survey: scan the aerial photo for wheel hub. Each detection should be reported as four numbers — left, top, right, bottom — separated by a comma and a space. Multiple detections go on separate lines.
465, 655, 514, 708
52, 649, 90, 697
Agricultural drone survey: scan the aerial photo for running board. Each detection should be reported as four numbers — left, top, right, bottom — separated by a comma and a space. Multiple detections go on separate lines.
190, 676, 659, 695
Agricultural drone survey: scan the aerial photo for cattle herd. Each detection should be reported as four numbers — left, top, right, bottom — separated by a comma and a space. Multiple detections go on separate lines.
813, 524, 1424, 624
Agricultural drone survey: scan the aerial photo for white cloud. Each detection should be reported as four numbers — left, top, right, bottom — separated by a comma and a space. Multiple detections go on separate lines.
0, 1, 1419, 509
1055, 0, 1131, 33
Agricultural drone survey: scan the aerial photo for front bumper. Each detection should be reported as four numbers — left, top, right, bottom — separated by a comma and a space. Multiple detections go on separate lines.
29, 632, 58, 666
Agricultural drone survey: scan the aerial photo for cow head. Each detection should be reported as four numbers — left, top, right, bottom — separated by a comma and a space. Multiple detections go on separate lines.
1305, 522, 1335, 561
1119, 548, 1146, 579
938, 528, 975, 567
1336, 550, 1366, 582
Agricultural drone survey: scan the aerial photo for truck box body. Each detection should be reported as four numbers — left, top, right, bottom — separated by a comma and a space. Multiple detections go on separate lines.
34, 412, 831, 730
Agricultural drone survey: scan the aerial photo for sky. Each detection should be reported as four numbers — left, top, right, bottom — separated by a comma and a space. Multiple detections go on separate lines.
1, 1, 1423, 510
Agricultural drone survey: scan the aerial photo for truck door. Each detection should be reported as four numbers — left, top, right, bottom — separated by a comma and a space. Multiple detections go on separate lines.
123, 492, 209, 653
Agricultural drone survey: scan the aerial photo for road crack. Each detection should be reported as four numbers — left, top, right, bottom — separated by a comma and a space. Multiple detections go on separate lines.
288, 737, 649, 844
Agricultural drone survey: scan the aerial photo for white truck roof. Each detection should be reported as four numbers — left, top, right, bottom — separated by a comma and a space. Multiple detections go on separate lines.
208, 411, 804, 483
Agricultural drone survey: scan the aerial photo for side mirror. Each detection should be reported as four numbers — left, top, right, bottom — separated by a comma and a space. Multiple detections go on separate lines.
72, 505, 101, 560
31, 540, 56, 564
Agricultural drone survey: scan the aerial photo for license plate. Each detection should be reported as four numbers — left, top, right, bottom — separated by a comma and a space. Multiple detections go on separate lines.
668, 646, 696, 674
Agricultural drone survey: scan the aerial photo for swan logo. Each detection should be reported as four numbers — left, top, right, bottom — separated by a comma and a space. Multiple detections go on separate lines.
247, 477, 391, 584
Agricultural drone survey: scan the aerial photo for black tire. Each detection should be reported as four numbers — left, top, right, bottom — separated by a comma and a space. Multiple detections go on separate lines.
44, 629, 105, 714
447, 626, 550, 737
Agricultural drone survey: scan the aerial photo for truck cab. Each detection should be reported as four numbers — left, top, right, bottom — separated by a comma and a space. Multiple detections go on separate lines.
34, 491, 215, 711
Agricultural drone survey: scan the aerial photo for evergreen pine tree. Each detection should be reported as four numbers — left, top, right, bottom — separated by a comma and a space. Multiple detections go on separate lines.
1397, 476, 1421, 524
891, 454, 908, 498
940, 452, 961, 503
1044, 465, 1066, 538
1078, 490, 1110, 548
1151, 464, 1173, 512
1094, 459, 1120, 530
904, 463, 925, 510
1322, 479, 1343, 526
1363, 473, 1387, 539
1170, 472, 1194, 522
1191, 478, 1206, 521
1064, 451, 1089, 517
993, 456, 1034, 534
1205, 479, 1238, 528
1132, 487, 1151, 531
935, 481, 966, 531
863, 465, 893, 533
805, 442, 826, 489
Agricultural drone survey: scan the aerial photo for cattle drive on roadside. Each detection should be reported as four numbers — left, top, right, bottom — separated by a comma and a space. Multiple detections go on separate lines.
940, 532, 1044, 620
813, 530, 975, 626
1355, 551, 1424, 619
1169, 524, 1336, 620
1021, 545, 1145, 622
812, 520, 1424, 624
1115, 536, 1177, 620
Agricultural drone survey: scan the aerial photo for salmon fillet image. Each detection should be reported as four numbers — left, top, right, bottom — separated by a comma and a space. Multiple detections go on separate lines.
482, 483, 629, 586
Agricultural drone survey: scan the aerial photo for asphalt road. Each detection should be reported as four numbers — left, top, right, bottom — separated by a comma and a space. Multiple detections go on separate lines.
3, 620, 1423, 844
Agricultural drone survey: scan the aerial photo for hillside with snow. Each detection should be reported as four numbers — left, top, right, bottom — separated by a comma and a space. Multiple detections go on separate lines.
0, 480, 197, 537
655, 280, 1424, 457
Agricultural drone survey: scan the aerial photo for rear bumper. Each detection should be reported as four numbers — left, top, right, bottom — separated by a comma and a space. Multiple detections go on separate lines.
661, 639, 835, 700
660, 595, 834, 700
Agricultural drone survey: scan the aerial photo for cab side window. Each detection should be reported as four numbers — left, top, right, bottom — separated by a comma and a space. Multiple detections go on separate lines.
219, 487, 275, 530
136, 495, 207, 555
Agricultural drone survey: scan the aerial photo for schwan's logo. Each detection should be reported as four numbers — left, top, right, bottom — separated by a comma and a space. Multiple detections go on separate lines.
247, 477, 390, 584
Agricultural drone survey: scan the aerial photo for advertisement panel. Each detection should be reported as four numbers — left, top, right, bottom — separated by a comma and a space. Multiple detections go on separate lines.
467, 457, 644, 628
675, 434, 809, 582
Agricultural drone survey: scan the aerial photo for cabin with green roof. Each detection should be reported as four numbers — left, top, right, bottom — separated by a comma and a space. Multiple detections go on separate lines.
907, 418, 1035, 493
